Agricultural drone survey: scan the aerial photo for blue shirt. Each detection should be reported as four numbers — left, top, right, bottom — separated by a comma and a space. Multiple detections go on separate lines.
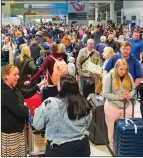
128, 38, 143, 60
104, 53, 142, 80
96, 42, 108, 58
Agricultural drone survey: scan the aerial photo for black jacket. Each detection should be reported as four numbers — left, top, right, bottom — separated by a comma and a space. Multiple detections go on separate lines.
92, 31, 102, 47
30, 44, 41, 60
106, 40, 121, 53
1, 81, 39, 133
15, 57, 37, 89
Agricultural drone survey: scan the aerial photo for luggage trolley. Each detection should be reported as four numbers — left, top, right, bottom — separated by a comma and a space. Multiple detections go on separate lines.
28, 111, 46, 157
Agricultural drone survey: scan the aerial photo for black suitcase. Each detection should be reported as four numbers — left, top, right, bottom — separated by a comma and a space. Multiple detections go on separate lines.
83, 78, 95, 98
87, 93, 109, 145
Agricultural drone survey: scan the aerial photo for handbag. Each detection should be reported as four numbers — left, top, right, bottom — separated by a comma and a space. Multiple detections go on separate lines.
87, 59, 102, 74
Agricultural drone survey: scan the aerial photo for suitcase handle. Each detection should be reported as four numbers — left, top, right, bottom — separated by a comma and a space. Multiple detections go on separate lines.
125, 119, 137, 134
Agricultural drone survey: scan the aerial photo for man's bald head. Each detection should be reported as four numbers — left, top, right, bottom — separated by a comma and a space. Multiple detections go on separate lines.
87, 39, 95, 51
87, 39, 94, 45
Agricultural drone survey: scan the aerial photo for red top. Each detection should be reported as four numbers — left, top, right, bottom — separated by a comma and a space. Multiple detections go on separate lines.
30, 52, 67, 83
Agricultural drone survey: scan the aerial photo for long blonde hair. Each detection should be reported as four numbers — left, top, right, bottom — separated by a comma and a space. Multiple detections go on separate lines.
103, 47, 114, 60
19, 46, 32, 62
113, 59, 131, 90
58, 43, 66, 53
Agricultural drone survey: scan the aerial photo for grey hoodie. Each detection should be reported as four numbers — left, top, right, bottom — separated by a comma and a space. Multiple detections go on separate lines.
102, 71, 136, 108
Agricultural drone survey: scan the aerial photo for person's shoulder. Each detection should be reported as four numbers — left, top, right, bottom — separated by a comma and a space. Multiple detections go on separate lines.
79, 47, 86, 53
105, 71, 113, 81
129, 54, 140, 64
139, 39, 143, 44
128, 72, 134, 79
44, 97, 61, 108
129, 54, 138, 60
127, 38, 133, 42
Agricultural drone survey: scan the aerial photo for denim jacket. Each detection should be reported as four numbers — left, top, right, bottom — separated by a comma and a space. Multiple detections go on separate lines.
33, 97, 92, 146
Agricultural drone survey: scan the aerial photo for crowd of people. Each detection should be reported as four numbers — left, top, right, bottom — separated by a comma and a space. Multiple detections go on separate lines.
1, 22, 143, 157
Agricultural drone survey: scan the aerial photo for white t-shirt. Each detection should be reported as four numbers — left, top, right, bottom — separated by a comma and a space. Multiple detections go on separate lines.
68, 63, 75, 76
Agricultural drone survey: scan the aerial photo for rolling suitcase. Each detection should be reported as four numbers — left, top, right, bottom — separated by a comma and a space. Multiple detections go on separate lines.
113, 99, 143, 157
87, 93, 109, 145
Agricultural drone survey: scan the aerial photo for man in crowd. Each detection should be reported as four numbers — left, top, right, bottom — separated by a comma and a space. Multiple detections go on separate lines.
127, 30, 143, 61
92, 26, 102, 47
103, 41, 142, 87
76, 39, 100, 95
106, 33, 120, 53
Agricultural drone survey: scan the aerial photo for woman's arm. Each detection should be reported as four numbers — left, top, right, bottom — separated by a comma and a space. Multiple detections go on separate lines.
128, 73, 136, 97
86, 111, 92, 128
30, 57, 49, 82
102, 74, 119, 101
33, 100, 50, 130
20, 78, 47, 98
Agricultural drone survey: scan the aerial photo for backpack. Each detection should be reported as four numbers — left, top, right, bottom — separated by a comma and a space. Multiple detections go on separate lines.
47, 56, 68, 85
36, 57, 45, 68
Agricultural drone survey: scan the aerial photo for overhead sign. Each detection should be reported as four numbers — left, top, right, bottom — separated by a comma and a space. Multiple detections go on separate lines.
11, 3, 24, 16
24, 9, 68, 16
68, 13, 88, 20
68, 0, 89, 13
24, 3, 68, 16
24, 3, 68, 9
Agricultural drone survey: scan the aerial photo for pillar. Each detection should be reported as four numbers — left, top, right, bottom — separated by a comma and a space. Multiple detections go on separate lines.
95, 6, 98, 21
110, 0, 117, 23
106, 10, 109, 21
100, 12, 103, 21
141, 13, 143, 27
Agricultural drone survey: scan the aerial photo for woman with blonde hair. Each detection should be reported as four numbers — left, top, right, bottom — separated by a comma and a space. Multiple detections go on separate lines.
58, 43, 66, 53
95, 47, 114, 95
24, 42, 68, 100
103, 58, 136, 150
15, 31, 25, 47
14, 43, 28, 61
102, 46, 115, 69
2, 36, 16, 65
15, 46, 37, 89
1, 64, 46, 157
118, 35, 124, 43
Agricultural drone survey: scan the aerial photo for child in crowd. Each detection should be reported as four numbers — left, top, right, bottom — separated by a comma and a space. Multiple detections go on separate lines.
68, 57, 76, 77
36, 49, 46, 69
